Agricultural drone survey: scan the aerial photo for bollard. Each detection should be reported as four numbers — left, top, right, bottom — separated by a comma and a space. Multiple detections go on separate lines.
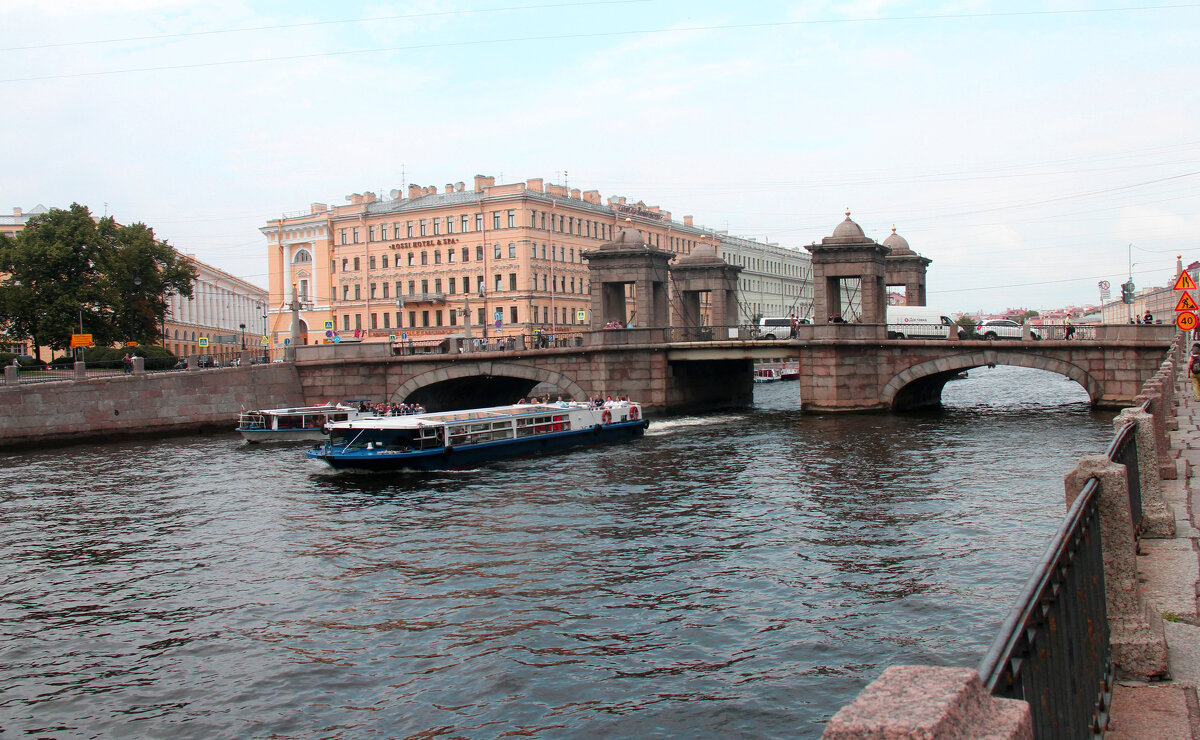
822, 666, 1032, 739
3, 364, 16, 387
1065, 456, 1169, 679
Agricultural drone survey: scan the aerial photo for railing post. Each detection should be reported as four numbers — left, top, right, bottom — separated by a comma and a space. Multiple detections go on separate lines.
1115, 408, 1176, 538
822, 666, 1032, 739
74, 361, 86, 380
3, 365, 17, 386
1064, 456, 1169, 679
1133, 389, 1174, 480
132, 356, 145, 376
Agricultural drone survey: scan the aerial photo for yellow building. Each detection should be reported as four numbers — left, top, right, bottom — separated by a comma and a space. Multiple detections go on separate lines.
262, 175, 776, 347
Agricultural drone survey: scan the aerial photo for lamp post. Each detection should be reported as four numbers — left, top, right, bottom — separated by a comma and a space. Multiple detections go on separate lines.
239, 323, 246, 350
479, 279, 488, 341
131, 276, 142, 345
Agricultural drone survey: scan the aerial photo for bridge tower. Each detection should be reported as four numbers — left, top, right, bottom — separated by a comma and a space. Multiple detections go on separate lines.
884, 226, 932, 306
583, 221, 673, 336
669, 236, 742, 341
807, 211, 890, 333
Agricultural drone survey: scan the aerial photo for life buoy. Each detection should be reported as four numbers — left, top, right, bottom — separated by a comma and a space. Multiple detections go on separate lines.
601, 410, 612, 424
629, 406, 639, 420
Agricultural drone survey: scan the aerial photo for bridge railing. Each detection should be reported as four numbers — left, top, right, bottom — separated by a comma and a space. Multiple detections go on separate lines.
823, 340, 1177, 737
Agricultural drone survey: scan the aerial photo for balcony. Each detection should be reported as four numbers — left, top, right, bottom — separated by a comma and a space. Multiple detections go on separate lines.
404, 292, 447, 305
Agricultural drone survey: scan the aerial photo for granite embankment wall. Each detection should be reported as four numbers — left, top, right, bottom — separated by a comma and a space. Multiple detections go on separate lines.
0, 365, 305, 450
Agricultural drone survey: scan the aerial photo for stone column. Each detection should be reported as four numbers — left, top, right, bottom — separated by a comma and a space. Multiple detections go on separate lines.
3, 365, 16, 386
1134, 389, 1174, 480
1064, 456, 1169, 679
74, 361, 86, 381
822, 666, 1031, 739
132, 356, 145, 376
1115, 408, 1175, 538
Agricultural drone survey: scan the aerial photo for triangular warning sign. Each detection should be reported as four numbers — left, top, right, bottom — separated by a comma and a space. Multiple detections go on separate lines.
1174, 272, 1197, 291
1176, 292, 1199, 312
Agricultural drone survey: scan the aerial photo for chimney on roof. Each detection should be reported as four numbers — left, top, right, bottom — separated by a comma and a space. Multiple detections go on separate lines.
363, 192, 377, 203
474, 174, 493, 192
445, 184, 454, 193
12, 207, 21, 217
684, 216, 693, 227
408, 184, 422, 200
310, 203, 327, 214
583, 190, 600, 204
348, 193, 363, 204
527, 178, 544, 192
570, 189, 581, 199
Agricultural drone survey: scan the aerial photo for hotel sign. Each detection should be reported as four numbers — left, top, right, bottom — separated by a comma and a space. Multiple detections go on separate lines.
616, 204, 664, 221
388, 237, 460, 251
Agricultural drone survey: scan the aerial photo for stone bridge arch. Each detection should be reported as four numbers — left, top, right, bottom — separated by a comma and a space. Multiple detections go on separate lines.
880, 350, 1102, 410
390, 360, 590, 407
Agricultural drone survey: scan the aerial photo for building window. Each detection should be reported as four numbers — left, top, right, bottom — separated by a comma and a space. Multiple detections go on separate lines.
448, 278, 456, 294
507, 210, 515, 228
434, 250, 441, 265
450, 310, 457, 326
569, 248, 575, 262
380, 224, 389, 240
510, 306, 518, 324
396, 311, 403, 328
395, 281, 402, 298
448, 249, 455, 264
353, 257, 360, 271
477, 307, 485, 325
343, 315, 350, 331
408, 280, 416, 294
355, 314, 362, 330
292, 249, 312, 264
371, 313, 378, 330
342, 258, 348, 271
369, 255, 376, 269
383, 312, 390, 329
342, 285, 349, 300
383, 283, 390, 299
508, 273, 516, 290
492, 212, 501, 230
406, 221, 414, 237
435, 310, 443, 327
354, 284, 361, 300
475, 214, 483, 231
381, 254, 388, 269
368, 226, 375, 242
476, 244, 483, 261
540, 213, 546, 229
420, 251, 428, 266
340, 229, 347, 245
422, 311, 430, 327
370, 283, 377, 299
445, 216, 453, 234
409, 311, 416, 327
462, 215, 470, 232
421, 279, 429, 293
434, 278, 442, 293
407, 252, 414, 266
494, 274, 502, 292
541, 244, 546, 259
494, 243, 502, 259
353, 228, 360, 243
508, 242, 516, 258
530, 242, 537, 258
433, 219, 440, 235
462, 276, 471, 293
462, 246, 469, 262
420, 219, 427, 236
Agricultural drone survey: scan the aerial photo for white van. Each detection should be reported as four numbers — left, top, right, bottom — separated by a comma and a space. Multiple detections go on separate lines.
886, 306, 966, 339
756, 316, 811, 340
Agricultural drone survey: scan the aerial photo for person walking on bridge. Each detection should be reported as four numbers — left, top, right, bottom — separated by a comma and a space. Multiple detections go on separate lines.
1189, 343, 1200, 401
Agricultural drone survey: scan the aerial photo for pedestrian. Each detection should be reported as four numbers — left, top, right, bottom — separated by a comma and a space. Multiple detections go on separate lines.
1064, 316, 1075, 340
1189, 343, 1200, 401
1144, 310, 1154, 324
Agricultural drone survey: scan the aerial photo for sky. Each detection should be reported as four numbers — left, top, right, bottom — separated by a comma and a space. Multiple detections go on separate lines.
3, 0, 1198, 315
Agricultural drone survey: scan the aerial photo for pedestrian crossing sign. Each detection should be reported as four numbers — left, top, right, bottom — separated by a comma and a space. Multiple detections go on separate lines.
1173, 272, 1197, 291
1175, 292, 1199, 312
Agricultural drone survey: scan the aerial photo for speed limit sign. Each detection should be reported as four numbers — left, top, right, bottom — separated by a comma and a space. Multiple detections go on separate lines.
1177, 311, 1197, 331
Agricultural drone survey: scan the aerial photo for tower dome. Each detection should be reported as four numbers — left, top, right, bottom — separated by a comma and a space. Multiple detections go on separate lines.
882, 226, 914, 255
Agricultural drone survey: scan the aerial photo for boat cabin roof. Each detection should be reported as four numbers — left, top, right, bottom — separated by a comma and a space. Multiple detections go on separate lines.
328, 402, 607, 431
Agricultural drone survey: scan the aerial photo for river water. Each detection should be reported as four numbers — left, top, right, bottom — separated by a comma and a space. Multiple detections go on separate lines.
0, 366, 1118, 739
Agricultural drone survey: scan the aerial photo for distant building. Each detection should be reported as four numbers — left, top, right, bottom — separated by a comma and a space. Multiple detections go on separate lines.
1, 205, 265, 358
262, 175, 814, 346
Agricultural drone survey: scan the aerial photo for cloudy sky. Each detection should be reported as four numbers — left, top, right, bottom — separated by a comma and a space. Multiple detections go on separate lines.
3, 0, 1198, 314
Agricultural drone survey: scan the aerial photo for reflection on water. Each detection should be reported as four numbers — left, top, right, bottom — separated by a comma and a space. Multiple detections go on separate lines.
0, 366, 1115, 738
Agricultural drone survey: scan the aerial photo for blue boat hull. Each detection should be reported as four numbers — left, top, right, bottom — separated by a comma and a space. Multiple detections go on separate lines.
306, 419, 647, 472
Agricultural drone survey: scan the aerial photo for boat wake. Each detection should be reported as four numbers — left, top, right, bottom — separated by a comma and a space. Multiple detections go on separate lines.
645, 414, 747, 436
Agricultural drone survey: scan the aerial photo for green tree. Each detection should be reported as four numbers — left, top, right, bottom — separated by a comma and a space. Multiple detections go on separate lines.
955, 315, 977, 335
0, 204, 198, 359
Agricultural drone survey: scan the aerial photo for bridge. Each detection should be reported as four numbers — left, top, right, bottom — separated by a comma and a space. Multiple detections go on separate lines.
289, 323, 1177, 414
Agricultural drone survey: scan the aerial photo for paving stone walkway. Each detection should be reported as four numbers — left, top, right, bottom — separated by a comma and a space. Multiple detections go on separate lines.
1106, 371, 1200, 739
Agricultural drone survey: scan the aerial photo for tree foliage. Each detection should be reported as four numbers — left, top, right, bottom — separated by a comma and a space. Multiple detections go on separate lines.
0, 204, 197, 359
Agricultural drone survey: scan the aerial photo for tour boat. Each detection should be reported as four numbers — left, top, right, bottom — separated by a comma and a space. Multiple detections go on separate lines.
754, 367, 782, 383
237, 403, 374, 443
306, 400, 648, 471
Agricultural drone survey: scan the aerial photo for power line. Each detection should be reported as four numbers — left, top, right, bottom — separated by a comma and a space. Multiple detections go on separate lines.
4, 3, 1198, 84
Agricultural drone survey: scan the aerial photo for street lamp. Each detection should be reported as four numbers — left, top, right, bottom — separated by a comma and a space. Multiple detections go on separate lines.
131, 276, 142, 345
239, 323, 246, 350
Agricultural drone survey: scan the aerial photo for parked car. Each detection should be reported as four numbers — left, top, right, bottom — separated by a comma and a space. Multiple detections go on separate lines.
197, 355, 216, 367
977, 319, 1041, 340
756, 316, 811, 340
886, 307, 968, 340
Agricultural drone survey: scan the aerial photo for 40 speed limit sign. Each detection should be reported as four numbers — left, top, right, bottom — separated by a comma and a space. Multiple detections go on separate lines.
1177, 311, 1198, 331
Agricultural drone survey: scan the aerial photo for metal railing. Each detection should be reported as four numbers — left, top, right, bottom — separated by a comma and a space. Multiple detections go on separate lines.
978, 399, 1149, 738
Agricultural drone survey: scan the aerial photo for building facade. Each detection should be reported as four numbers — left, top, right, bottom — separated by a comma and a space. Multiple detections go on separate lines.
262, 175, 815, 347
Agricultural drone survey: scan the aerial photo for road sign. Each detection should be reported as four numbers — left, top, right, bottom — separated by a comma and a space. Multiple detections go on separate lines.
326, 330, 334, 338
333, 336, 341, 343
261, 335, 269, 346
494, 310, 502, 321
283, 338, 290, 345
198, 337, 209, 347
389, 334, 396, 343
495, 319, 503, 330
576, 309, 586, 321
1099, 280, 1111, 290
1174, 272, 1198, 291
1176, 292, 1199, 312
1178, 312, 1198, 331
70, 333, 93, 348
401, 332, 408, 340
324, 320, 334, 331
